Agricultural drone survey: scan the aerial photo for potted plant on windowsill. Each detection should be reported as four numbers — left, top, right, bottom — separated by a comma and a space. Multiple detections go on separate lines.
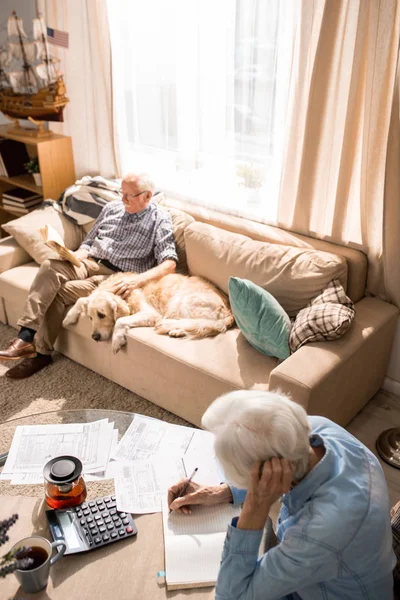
236, 162, 264, 204
24, 157, 41, 187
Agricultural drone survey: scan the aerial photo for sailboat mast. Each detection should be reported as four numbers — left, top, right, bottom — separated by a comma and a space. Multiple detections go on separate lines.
13, 12, 38, 91
39, 16, 51, 84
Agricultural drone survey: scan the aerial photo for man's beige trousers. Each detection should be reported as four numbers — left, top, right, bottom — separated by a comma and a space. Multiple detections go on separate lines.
18, 258, 114, 355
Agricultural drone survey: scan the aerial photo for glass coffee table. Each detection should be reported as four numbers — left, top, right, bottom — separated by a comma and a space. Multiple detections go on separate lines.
0, 409, 141, 498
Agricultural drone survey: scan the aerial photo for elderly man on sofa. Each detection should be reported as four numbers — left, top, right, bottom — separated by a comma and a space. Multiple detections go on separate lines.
0, 172, 178, 378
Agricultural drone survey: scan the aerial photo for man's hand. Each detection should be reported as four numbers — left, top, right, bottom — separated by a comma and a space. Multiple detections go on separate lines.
168, 480, 233, 515
111, 275, 142, 299
237, 458, 293, 531
74, 248, 89, 260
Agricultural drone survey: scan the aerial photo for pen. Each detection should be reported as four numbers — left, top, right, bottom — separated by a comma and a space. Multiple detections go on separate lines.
170, 467, 198, 513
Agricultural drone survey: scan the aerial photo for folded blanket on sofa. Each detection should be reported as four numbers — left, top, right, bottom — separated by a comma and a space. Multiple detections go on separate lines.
56, 176, 164, 226
56, 176, 121, 226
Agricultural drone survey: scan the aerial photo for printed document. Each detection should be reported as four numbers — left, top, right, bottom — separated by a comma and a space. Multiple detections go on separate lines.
2, 419, 114, 477
114, 449, 224, 514
115, 458, 186, 513
113, 414, 216, 462
8, 428, 120, 485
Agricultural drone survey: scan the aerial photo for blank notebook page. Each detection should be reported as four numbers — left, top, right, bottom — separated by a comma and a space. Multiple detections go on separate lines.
161, 497, 241, 589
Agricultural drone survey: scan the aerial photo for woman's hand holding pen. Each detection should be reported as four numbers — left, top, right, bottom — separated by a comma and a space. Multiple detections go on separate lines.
168, 481, 233, 514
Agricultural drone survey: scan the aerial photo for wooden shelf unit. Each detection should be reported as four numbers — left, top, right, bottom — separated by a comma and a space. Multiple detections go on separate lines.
0, 124, 76, 213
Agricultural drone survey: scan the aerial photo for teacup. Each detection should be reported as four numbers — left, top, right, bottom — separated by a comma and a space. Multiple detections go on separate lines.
10, 534, 66, 593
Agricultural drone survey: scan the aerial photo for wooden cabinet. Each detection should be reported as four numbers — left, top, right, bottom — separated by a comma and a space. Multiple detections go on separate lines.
0, 124, 76, 218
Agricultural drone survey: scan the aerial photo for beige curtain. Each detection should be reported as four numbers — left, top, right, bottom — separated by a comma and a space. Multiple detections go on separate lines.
278, 0, 400, 307
40, 0, 120, 178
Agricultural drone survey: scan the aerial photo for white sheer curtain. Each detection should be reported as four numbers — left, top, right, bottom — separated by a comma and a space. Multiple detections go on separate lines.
107, 0, 296, 223
42, 0, 120, 178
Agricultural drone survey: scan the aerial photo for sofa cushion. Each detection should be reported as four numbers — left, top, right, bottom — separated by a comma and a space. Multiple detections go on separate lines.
161, 196, 367, 303
185, 222, 348, 317
228, 277, 291, 360
0, 262, 39, 293
0, 262, 39, 327
2, 205, 83, 265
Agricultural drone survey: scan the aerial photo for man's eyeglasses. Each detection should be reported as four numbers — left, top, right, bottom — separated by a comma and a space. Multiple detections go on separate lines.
118, 189, 149, 201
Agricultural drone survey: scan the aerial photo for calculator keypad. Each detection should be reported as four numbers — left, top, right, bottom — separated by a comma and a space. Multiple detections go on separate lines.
68, 496, 137, 552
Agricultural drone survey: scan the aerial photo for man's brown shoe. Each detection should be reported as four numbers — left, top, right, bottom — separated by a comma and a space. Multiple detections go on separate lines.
0, 338, 36, 361
6, 355, 52, 379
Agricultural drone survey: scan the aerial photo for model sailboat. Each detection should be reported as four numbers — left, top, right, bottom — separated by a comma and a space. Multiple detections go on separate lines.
0, 12, 68, 122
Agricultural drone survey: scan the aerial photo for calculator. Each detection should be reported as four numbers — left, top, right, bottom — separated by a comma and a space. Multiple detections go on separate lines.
45, 495, 137, 554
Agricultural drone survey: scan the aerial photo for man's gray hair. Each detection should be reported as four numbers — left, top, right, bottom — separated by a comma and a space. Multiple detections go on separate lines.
201, 390, 311, 489
123, 172, 155, 193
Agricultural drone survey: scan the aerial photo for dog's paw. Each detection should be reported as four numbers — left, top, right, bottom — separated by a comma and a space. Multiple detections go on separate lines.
62, 313, 77, 327
154, 322, 168, 335
168, 328, 186, 338
112, 332, 127, 354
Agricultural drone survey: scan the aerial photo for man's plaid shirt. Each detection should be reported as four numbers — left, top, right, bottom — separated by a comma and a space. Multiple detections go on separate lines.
80, 200, 178, 273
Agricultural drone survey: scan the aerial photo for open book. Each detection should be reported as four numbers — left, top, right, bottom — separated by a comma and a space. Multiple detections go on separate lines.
38, 224, 81, 268
161, 497, 241, 590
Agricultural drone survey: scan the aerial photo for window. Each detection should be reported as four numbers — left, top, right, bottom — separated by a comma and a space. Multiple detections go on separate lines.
107, 0, 296, 223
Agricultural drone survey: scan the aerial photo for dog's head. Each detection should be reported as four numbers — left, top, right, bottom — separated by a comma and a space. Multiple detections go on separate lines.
80, 291, 130, 341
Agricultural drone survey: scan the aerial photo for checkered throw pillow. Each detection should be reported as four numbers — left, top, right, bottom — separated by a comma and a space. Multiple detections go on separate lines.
289, 280, 355, 352
310, 279, 354, 309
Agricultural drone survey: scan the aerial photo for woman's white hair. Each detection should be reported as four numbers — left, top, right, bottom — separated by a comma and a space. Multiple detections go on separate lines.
122, 172, 155, 193
201, 390, 311, 489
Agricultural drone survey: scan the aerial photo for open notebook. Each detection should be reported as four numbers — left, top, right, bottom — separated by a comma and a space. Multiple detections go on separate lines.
161, 497, 241, 590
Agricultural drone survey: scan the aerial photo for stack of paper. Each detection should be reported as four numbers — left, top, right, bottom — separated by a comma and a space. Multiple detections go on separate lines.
0, 419, 117, 485
0, 413, 224, 517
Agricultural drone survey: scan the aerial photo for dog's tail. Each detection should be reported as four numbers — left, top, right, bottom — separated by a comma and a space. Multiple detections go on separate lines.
156, 314, 235, 339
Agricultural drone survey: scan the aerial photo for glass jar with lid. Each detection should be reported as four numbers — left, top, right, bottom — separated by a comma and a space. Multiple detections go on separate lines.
43, 456, 87, 509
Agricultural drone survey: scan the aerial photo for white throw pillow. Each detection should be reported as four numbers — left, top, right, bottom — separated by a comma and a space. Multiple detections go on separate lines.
3, 204, 83, 265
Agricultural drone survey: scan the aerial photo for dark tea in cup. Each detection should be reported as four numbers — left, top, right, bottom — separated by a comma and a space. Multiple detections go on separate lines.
18, 545, 49, 570
11, 535, 66, 593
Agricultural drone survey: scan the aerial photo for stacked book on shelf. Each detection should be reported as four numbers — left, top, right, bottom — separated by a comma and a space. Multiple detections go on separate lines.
2, 187, 43, 214
0, 138, 30, 177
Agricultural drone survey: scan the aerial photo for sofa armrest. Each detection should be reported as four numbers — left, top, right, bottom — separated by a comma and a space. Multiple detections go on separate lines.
269, 297, 399, 426
0, 236, 32, 273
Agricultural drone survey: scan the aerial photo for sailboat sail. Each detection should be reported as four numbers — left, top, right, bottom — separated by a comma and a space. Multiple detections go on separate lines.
8, 41, 36, 64
0, 48, 11, 67
7, 16, 28, 39
32, 17, 47, 41
35, 59, 60, 85
7, 69, 38, 94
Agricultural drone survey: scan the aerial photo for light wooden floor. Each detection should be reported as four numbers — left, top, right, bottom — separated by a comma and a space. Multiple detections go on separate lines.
347, 389, 400, 506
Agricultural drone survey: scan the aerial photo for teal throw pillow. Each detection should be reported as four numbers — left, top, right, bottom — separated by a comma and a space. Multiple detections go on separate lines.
228, 277, 291, 360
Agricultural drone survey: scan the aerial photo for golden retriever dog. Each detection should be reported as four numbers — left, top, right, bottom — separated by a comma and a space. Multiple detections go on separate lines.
62, 272, 234, 353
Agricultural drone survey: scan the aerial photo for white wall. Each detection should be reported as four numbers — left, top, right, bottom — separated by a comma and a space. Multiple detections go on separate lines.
0, 0, 37, 125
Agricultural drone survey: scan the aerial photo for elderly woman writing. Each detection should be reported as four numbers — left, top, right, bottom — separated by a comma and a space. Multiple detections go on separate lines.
168, 391, 395, 599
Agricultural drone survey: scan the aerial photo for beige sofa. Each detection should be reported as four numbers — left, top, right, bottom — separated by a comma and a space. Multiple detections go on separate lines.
0, 197, 397, 428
